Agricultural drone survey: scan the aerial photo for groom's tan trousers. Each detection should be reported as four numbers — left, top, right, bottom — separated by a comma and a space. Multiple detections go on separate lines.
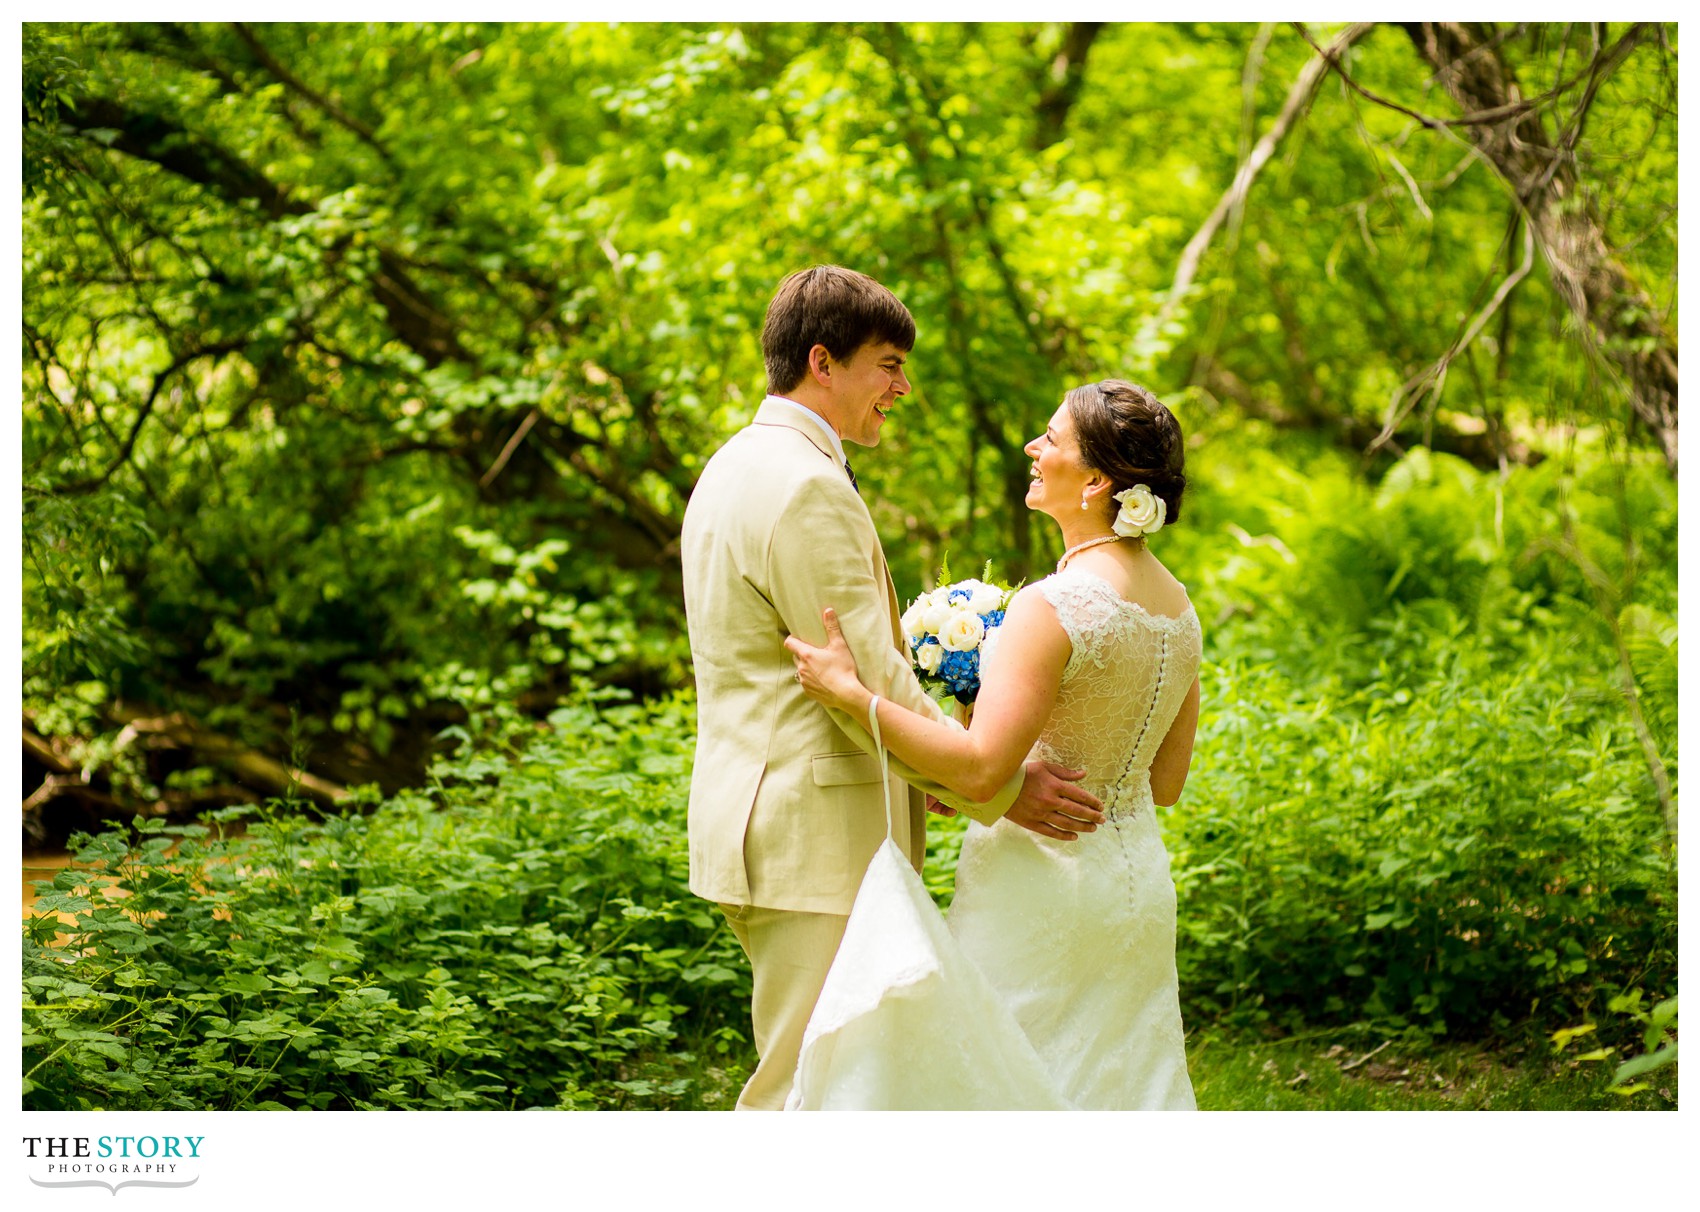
718, 902, 850, 1111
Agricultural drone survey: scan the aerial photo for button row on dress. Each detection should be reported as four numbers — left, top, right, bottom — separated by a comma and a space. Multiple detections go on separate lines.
1103, 775, 1154, 823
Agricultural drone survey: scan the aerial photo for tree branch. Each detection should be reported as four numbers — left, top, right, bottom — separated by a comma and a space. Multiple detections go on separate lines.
1296, 20, 1639, 130
1147, 23, 1375, 345
1198, 361, 1538, 470
56, 340, 247, 494
880, 24, 1065, 368
1366, 218, 1535, 458
231, 22, 393, 163
62, 93, 302, 213
529, 423, 680, 555
107, 706, 350, 809
1401, 22, 1676, 471
23, 727, 77, 774
480, 408, 540, 487
52, 94, 471, 367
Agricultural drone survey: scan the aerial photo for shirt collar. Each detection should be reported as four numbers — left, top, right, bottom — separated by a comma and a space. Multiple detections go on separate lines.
762, 394, 848, 468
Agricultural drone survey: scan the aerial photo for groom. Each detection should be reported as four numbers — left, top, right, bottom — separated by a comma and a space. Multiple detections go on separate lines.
680, 265, 1104, 1111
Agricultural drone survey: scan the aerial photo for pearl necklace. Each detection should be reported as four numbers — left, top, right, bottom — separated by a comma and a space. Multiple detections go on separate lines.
1056, 534, 1122, 572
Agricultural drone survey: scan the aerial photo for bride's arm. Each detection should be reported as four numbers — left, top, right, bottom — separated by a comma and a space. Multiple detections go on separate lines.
1149, 675, 1200, 806
786, 586, 1070, 803
764, 475, 1024, 822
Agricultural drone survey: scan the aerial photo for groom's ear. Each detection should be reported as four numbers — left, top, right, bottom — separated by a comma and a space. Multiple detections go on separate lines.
808, 344, 832, 383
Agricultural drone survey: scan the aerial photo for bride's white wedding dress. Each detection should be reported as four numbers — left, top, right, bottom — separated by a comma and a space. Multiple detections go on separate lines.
786, 566, 1202, 1110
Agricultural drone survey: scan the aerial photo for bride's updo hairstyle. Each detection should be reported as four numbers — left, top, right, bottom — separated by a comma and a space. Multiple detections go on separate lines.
1065, 379, 1187, 526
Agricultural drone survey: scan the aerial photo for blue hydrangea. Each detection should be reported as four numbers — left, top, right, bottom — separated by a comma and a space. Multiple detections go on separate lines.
937, 648, 982, 703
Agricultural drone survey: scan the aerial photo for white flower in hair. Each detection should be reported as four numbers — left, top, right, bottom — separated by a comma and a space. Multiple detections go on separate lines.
1112, 484, 1166, 537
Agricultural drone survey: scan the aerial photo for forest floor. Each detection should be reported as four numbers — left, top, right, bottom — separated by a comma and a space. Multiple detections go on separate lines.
1185, 1029, 1675, 1111
687, 1029, 1677, 1112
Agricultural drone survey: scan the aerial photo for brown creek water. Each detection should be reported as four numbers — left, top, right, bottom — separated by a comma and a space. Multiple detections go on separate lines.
22, 849, 76, 917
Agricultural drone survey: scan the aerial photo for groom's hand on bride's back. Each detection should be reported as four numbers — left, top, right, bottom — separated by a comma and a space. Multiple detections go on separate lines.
1005, 762, 1105, 841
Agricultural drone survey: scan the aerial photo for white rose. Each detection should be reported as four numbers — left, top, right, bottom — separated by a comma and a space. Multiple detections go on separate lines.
915, 641, 944, 673
938, 608, 987, 652
918, 591, 956, 634
901, 601, 927, 641
1112, 484, 1167, 537
966, 582, 1005, 614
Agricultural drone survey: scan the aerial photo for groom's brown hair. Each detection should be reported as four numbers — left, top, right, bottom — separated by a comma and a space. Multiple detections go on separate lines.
761, 266, 916, 394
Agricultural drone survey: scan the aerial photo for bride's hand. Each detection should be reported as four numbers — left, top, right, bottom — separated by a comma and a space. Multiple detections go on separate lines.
784, 608, 867, 712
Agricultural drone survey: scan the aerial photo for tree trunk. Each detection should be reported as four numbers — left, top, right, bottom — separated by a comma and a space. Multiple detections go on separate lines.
53, 95, 468, 366
1400, 22, 1677, 471
1033, 23, 1105, 150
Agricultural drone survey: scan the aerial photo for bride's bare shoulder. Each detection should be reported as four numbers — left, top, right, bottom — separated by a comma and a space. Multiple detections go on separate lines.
1073, 549, 1192, 619
1008, 580, 1062, 618
1000, 581, 1072, 643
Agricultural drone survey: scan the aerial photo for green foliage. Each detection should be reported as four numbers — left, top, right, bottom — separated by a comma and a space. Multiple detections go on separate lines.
21, 22, 1679, 800
18, 21, 1679, 1109
1605, 992, 1678, 1093
23, 693, 751, 1111
1161, 444, 1676, 1038
1172, 611, 1675, 1036
28, 433, 1678, 1097
1549, 991, 1679, 1097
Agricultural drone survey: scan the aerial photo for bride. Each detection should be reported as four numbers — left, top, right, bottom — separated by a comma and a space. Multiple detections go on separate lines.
783, 379, 1201, 1110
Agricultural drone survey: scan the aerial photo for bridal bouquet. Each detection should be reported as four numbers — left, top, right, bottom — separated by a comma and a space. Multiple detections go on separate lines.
901, 561, 1017, 706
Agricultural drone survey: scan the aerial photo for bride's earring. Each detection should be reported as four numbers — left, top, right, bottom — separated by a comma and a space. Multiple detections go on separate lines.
1081, 495, 1089, 511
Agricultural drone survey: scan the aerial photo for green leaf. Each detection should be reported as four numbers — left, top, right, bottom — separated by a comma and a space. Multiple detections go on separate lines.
1610, 1043, 1677, 1087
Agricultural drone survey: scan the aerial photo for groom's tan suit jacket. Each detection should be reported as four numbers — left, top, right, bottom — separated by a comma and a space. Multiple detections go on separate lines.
682, 399, 1022, 916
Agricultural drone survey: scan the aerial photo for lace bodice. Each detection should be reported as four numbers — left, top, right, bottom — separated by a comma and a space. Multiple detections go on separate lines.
990, 566, 1201, 821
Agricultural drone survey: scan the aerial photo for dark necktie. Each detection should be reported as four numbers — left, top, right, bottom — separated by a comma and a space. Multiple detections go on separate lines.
844, 458, 859, 495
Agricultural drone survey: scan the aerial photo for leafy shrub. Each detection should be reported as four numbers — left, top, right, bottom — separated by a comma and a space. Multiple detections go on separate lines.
1167, 598, 1676, 1038
1179, 442, 1676, 655
1550, 989, 1679, 1098
1155, 442, 1677, 1039
23, 692, 751, 1111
